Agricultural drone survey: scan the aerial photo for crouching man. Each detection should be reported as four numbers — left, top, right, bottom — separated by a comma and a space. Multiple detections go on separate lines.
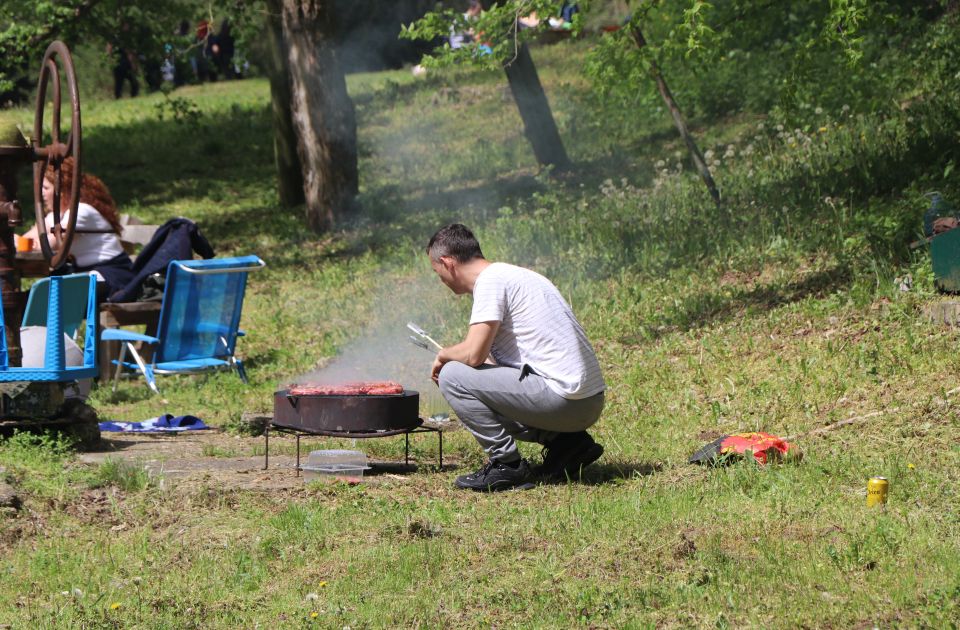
427, 224, 606, 491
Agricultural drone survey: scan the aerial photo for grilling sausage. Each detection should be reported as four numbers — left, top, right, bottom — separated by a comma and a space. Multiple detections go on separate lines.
289, 381, 404, 396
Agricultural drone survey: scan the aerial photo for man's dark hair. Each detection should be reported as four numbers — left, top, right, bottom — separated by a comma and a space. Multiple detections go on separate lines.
427, 223, 484, 263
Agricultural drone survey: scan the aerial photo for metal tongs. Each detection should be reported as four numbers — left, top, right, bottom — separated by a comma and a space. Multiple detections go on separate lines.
407, 321, 442, 352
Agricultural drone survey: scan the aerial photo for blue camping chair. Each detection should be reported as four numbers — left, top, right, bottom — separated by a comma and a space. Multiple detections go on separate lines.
23, 273, 95, 338
102, 255, 265, 394
0, 274, 99, 382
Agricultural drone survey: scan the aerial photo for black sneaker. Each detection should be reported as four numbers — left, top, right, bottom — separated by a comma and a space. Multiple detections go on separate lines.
454, 459, 535, 492
535, 431, 604, 480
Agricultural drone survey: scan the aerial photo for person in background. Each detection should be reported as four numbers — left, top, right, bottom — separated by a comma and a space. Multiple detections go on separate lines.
23, 158, 135, 301
214, 19, 236, 79
427, 224, 607, 492
204, 23, 222, 82
193, 19, 213, 83
450, 0, 482, 49
173, 20, 194, 86
108, 43, 139, 99
560, 1, 579, 24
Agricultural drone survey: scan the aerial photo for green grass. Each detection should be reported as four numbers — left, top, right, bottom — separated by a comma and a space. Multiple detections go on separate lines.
0, 21, 959, 627
91, 458, 154, 492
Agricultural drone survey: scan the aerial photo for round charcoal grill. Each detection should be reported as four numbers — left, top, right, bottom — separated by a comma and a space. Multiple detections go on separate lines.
272, 389, 421, 436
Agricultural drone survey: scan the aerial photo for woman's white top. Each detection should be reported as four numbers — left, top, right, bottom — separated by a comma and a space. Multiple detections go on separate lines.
45, 202, 125, 269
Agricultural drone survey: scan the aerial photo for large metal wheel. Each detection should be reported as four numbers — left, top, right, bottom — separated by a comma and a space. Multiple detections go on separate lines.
32, 41, 81, 270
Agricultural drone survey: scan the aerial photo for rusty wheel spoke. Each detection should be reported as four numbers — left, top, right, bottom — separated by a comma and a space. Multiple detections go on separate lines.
32, 41, 81, 271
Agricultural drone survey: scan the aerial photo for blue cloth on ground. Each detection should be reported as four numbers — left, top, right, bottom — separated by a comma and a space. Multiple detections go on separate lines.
99, 414, 209, 432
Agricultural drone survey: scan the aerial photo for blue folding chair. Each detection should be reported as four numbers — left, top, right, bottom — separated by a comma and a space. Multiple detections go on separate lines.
0, 274, 99, 382
23, 273, 95, 339
102, 255, 265, 394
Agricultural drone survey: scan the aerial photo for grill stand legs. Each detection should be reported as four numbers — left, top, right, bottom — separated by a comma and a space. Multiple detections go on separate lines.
262, 422, 443, 473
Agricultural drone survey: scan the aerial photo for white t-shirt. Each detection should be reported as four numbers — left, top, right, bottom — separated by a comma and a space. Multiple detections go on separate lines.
470, 262, 606, 399
45, 202, 125, 269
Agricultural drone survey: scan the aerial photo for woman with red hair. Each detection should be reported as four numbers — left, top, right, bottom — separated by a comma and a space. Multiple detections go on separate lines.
23, 158, 135, 299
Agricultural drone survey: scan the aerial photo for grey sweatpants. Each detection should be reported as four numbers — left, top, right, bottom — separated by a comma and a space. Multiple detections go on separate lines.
438, 361, 605, 463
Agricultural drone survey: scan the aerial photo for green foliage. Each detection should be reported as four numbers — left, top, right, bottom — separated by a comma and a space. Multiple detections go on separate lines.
0, 429, 74, 464
0, 430, 85, 498
90, 457, 153, 492
583, 0, 946, 124
0, 0, 191, 96
402, 0, 586, 69
154, 93, 203, 125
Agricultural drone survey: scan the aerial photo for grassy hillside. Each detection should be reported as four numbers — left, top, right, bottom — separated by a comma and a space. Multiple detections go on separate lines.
0, 14, 959, 628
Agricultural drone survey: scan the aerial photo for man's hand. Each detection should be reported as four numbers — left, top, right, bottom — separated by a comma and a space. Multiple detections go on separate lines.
431, 353, 445, 384
430, 321, 499, 384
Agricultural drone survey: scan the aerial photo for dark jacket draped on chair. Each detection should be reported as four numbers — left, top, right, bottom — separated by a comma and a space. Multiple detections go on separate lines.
108, 218, 214, 303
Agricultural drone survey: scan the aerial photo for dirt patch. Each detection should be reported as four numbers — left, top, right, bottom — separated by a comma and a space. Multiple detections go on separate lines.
719, 269, 760, 288
77, 430, 445, 491
0, 509, 46, 552
63, 488, 123, 525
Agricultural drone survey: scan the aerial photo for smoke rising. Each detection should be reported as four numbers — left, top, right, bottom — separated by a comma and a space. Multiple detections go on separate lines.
284, 264, 468, 416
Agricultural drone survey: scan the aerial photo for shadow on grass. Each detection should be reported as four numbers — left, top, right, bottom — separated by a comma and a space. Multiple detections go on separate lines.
243, 349, 285, 371
83, 435, 169, 453
543, 461, 663, 487
93, 384, 156, 405
625, 264, 854, 344
83, 111, 275, 211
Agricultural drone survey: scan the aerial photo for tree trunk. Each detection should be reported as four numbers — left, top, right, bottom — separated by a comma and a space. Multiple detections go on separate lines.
502, 42, 571, 172
265, 0, 304, 208
631, 28, 721, 208
278, 0, 359, 233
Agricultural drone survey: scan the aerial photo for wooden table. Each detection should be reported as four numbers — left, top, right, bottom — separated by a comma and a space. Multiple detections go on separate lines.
14, 251, 50, 278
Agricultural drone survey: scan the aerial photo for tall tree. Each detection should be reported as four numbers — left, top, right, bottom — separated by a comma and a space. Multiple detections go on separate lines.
270, 0, 358, 233
264, 0, 305, 208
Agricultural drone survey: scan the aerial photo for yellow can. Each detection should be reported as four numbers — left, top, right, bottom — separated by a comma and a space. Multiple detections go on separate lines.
867, 477, 889, 507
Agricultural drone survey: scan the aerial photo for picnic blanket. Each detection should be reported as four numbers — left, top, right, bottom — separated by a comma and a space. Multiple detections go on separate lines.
99, 414, 209, 433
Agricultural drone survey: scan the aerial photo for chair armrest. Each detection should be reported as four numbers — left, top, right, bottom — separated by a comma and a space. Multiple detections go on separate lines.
237, 330, 245, 337
101, 329, 160, 344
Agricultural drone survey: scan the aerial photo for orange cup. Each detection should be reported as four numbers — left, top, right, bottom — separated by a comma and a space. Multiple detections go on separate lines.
16, 236, 33, 253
